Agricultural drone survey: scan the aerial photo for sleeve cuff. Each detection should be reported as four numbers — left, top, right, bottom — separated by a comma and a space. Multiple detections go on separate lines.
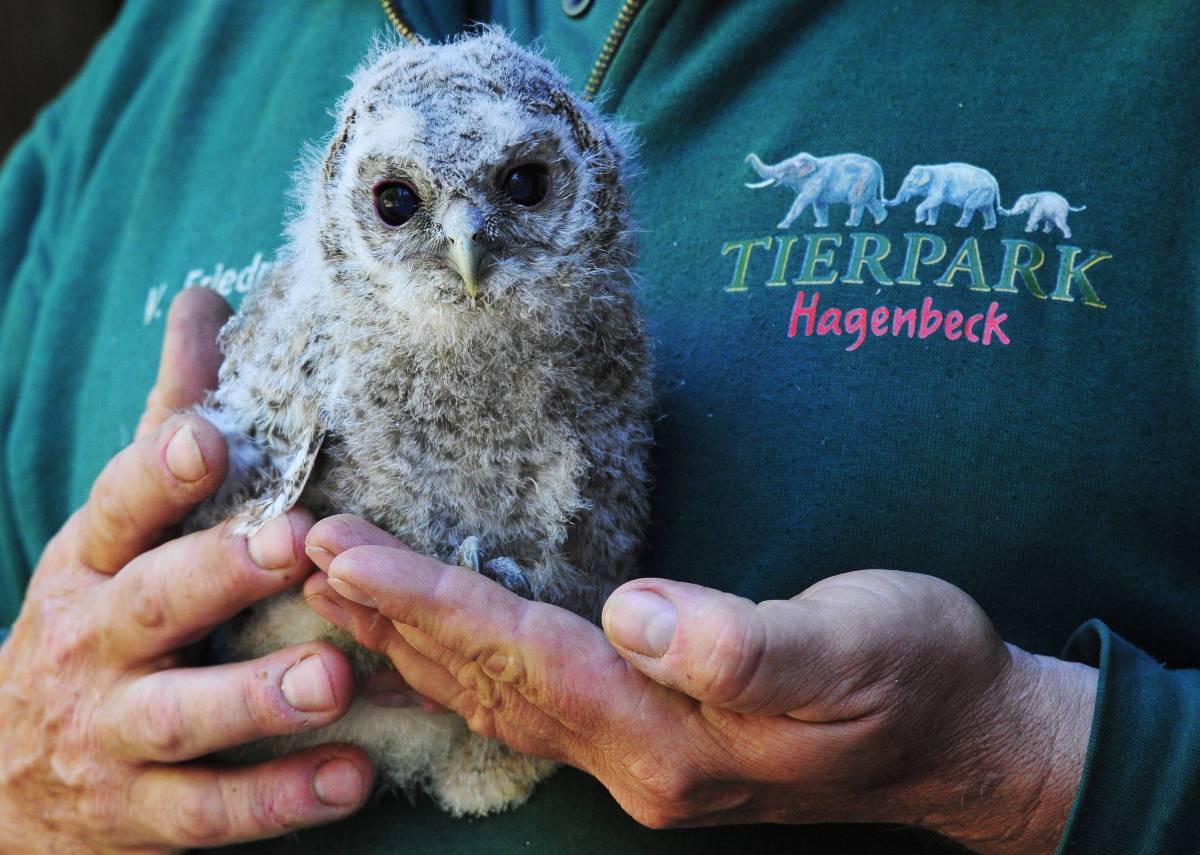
1055, 619, 1200, 854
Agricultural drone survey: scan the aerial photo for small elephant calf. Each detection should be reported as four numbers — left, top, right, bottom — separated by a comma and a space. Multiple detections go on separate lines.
1002, 191, 1086, 239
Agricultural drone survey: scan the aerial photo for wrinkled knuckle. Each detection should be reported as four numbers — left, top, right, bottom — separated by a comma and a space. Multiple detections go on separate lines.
172, 788, 232, 845
476, 645, 528, 688
634, 791, 691, 830
89, 477, 135, 553
138, 690, 188, 760
127, 573, 170, 633
43, 604, 96, 666
690, 617, 766, 708
455, 660, 505, 713
648, 766, 700, 815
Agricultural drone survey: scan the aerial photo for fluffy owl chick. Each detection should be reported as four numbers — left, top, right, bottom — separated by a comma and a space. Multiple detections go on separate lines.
191, 29, 653, 817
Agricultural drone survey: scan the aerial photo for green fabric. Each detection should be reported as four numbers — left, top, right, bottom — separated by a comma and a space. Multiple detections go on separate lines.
1060, 621, 1200, 854
0, 0, 1197, 851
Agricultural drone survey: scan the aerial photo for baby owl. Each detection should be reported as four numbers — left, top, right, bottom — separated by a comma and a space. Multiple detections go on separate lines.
190, 29, 652, 817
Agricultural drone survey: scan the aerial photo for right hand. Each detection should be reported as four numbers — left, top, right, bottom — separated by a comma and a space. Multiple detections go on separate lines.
0, 289, 373, 852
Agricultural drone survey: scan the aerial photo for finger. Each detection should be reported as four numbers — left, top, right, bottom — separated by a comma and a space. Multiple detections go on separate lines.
304, 571, 460, 711
318, 544, 609, 681
74, 414, 228, 575
320, 543, 650, 750
303, 568, 599, 756
128, 746, 372, 848
303, 569, 412, 653
304, 551, 450, 716
96, 508, 314, 660
97, 642, 355, 763
601, 579, 853, 719
304, 513, 413, 563
359, 665, 448, 712
137, 287, 232, 439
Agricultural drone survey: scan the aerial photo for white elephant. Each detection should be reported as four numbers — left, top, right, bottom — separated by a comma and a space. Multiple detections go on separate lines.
744, 151, 887, 229
887, 162, 1005, 229
1002, 191, 1086, 239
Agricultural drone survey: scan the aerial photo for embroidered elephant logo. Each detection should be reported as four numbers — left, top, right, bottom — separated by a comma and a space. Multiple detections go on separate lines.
744, 151, 888, 229
887, 163, 1006, 229
1002, 192, 1086, 239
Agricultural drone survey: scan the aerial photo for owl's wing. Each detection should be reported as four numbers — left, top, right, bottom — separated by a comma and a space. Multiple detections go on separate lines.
189, 263, 335, 534
230, 421, 326, 535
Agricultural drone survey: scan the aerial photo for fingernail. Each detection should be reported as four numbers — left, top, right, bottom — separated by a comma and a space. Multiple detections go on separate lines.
313, 758, 366, 807
166, 424, 206, 482
281, 655, 335, 712
604, 590, 677, 658
307, 592, 350, 627
305, 543, 334, 569
248, 515, 296, 569
328, 577, 377, 608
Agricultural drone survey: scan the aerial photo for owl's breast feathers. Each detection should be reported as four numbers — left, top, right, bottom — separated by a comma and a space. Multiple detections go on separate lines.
206, 257, 651, 605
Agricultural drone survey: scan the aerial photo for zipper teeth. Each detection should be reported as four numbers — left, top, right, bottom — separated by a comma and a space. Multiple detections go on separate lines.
379, 0, 418, 42
379, 0, 644, 100
584, 0, 646, 99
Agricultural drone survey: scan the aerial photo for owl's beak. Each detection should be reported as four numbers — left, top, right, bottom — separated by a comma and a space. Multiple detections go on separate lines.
447, 232, 484, 301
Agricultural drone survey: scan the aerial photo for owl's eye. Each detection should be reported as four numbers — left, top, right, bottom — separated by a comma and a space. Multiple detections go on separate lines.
373, 181, 421, 227
502, 164, 549, 206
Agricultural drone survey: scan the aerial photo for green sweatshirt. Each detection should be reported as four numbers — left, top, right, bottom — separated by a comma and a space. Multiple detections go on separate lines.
1, 1, 1197, 852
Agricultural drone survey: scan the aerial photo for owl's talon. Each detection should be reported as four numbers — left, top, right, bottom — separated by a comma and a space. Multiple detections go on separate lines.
455, 537, 532, 598
482, 557, 533, 600
456, 536, 482, 573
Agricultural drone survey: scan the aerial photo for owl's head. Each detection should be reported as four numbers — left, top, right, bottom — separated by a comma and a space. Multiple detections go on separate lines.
296, 28, 635, 325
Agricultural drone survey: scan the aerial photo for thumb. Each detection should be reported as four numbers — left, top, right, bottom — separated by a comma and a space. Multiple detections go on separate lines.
601, 580, 851, 719
137, 287, 232, 439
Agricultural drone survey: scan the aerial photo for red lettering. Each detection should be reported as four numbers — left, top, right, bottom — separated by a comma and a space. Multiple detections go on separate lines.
944, 310, 963, 341
982, 301, 1009, 345
893, 306, 917, 337
844, 307, 869, 351
918, 297, 942, 339
817, 307, 844, 336
965, 313, 983, 342
788, 290, 819, 337
870, 305, 889, 336
786, 295, 1009, 349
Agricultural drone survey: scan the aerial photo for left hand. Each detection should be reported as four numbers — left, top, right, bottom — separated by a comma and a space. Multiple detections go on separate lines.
301, 515, 1096, 854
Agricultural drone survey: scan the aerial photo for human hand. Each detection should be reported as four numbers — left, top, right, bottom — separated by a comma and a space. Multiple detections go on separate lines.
0, 289, 373, 853
302, 514, 1096, 854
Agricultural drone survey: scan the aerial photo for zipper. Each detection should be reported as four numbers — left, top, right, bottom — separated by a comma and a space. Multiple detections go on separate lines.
378, 0, 647, 102
583, 0, 646, 99
379, 0, 418, 43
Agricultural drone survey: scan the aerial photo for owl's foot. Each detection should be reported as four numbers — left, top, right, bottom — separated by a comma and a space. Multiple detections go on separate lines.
481, 556, 534, 600
455, 536, 534, 599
